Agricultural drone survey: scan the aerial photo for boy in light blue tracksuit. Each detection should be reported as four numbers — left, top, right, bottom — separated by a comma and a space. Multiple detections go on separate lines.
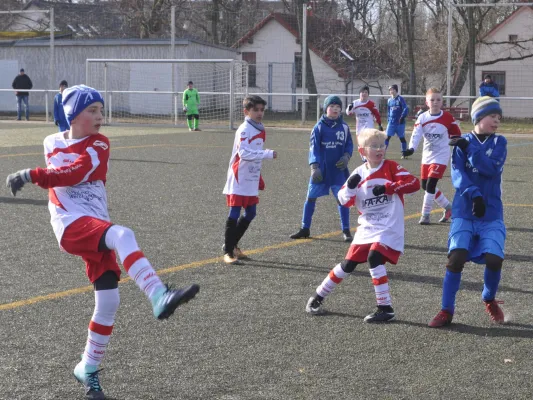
53, 80, 69, 132
428, 96, 508, 328
290, 95, 354, 242
385, 84, 409, 155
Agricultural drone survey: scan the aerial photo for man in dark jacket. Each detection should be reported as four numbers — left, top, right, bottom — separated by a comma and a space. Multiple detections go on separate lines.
479, 74, 500, 99
12, 68, 33, 121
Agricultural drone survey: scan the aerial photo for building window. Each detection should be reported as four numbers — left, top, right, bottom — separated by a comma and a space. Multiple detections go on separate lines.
509, 34, 518, 43
242, 52, 256, 87
295, 52, 302, 88
482, 71, 505, 95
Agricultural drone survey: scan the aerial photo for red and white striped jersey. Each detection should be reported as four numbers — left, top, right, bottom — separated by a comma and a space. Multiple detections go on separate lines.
338, 159, 420, 252
29, 132, 111, 243
346, 99, 382, 134
223, 119, 275, 197
409, 110, 461, 165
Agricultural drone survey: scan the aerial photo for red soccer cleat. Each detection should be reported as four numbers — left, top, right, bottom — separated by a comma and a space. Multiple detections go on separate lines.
428, 310, 453, 328
484, 300, 505, 323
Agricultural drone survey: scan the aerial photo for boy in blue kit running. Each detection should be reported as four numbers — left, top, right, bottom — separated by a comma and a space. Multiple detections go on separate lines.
429, 96, 507, 327
53, 80, 69, 132
385, 84, 409, 155
290, 95, 354, 242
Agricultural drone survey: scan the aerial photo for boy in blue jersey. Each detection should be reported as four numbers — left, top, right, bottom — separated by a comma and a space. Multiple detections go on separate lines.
429, 96, 507, 327
385, 84, 409, 156
290, 95, 354, 242
53, 80, 69, 132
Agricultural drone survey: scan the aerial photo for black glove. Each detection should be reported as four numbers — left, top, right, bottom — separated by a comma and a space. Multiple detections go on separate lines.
402, 148, 415, 158
399, 117, 406, 125
348, 104, 354, 112
472, 196, 486, 218
347, 173, 362, 189
54, 120, 59, 126
310, 163, 323, 184
6, 169, 32, 197
372, 185, 386, 196
449, 137, 469, 151
378, 125, 384, 131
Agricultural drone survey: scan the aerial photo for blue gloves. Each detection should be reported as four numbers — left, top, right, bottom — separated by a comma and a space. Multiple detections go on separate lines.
6, 169, 32, 196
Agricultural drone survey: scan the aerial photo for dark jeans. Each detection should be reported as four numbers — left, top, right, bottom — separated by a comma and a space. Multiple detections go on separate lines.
16, 95, 29, 120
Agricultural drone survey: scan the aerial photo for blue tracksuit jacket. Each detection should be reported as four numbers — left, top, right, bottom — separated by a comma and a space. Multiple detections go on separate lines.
53, 93, 69, 131
451, 132, 507, 221
479, 82, 500, 98
387, 95, 409, 124
308, 115, 354, 187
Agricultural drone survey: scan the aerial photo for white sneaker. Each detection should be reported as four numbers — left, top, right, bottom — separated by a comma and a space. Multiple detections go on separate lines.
306, 296, 324, 314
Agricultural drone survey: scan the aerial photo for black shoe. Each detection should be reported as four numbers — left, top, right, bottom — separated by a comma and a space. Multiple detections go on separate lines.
363, 306, 395, 323
342, 229, 353, 242
290, 227, 310, 239
152, 284, 200, 320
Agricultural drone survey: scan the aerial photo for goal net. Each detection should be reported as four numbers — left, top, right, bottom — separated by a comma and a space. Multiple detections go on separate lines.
86, 59, 248, 129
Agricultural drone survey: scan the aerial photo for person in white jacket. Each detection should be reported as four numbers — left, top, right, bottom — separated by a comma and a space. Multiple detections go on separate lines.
222, 95, 277, 264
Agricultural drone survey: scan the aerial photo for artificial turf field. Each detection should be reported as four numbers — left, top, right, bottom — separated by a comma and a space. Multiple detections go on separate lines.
1, 121, 532, 400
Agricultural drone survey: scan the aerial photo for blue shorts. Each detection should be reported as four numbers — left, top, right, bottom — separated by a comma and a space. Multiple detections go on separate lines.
448, 218, 506, 264
386, 123, 406, 139
307, 183, 342, 199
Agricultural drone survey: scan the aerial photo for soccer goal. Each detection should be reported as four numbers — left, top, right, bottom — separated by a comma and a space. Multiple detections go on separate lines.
86, 59, 248, 129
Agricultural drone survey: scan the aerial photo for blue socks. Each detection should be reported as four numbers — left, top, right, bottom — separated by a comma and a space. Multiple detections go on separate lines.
482, 267, 501, 302
441, 269, 462, 313
401, 140, 407, 152
302, 200, 316, 229
338, 204, 350, 231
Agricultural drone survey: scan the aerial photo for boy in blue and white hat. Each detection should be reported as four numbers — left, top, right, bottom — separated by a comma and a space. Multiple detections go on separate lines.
290, 95, 354, 242
6, 84, 199, 399
428, 96, 507, 328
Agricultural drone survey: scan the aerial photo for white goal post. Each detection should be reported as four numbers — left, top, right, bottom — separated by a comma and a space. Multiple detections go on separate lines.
85, 59, 248, 129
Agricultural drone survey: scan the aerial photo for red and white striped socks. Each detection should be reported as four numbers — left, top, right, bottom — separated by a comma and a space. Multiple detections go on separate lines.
82, 288, 120, 367
316, 263, 349, 298
422, 189, 451, 216
434, 189, 450, 209
369, 265, 392, 306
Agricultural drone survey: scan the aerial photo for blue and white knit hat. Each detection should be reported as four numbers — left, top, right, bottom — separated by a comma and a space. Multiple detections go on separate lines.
471, 96, 502, 125
323, 95, 342, 111
62, 85, 104, 124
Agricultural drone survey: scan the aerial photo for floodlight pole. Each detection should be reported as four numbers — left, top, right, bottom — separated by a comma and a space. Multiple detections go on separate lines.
49, 7, 55, 123
301, 2, 307, 125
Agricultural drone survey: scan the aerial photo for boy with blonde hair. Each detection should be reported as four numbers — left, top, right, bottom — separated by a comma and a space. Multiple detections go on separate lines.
305, 128, 420, 322
429, 96, 507, 327
6, 85, 199, 399
403, 88, 461, 224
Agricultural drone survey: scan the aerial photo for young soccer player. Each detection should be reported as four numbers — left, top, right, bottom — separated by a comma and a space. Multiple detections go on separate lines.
346, 85, 383, 135
290, 95, 354, 242
305, 128, 420, 322
402, 88, 461, 225
222, 95, 277, 264
183, 80, 201, 131
428, 96, 507, 327
385, 84, 409, 155
5, 85, 200, 399
53, 80, 69, 132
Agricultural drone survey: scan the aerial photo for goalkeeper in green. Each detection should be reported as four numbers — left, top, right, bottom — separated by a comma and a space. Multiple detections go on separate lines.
183, 80, 201, 131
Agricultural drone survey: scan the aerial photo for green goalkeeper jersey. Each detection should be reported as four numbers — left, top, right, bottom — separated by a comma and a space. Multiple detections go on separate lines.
183, 88, 200, 114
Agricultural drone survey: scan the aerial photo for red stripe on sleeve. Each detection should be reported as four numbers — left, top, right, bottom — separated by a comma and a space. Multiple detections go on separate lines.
89, 320, 114, 336
123, 250, 145, 272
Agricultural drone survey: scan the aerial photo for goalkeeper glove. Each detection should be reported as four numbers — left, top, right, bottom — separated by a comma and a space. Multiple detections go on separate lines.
6, 169, 32, 197
347, 173, 361, 190
372, 184, 386, 196
449, 136, 469, 151
310, 163, 323, 184
335, 153, 351, 170
402, 148, 415, 158
472, 196, 486, 218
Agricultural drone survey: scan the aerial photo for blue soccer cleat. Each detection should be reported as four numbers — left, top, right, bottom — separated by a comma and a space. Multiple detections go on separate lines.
151, 284, 200, 320
73, 361, 105, 400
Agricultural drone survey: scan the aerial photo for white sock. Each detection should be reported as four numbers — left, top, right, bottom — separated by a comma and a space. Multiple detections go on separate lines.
422, 191, 435, 216
82, 288, 120, 367
316, 263, 349, 298
369, 265, 392, 306
105, 225, 165, 300
434, 189, 451, 209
